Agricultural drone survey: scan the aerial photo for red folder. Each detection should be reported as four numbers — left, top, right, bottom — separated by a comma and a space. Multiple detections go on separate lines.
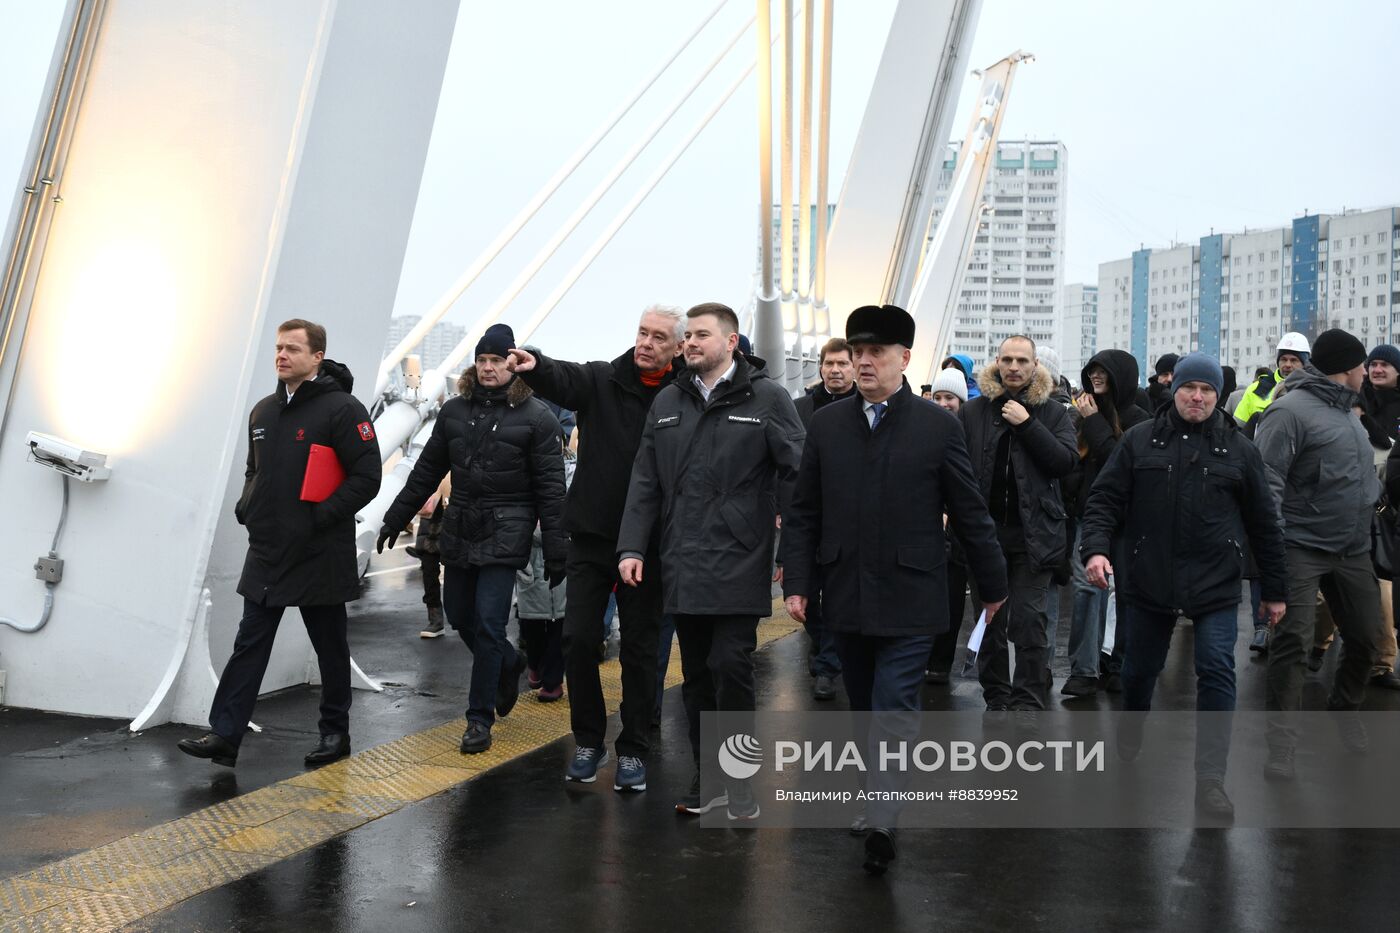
300, 444, 346, 502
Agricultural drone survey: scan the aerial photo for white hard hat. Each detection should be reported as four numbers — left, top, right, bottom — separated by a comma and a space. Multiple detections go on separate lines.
1277, 332, 1311, 354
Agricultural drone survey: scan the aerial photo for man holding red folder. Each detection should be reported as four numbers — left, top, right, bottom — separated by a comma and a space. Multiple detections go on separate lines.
179, 319, 381, 769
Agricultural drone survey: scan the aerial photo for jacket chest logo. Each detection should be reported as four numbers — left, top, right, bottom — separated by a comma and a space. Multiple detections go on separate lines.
728, 415, 762, 424
295, 428, 306, 442
656, 415, 680, 425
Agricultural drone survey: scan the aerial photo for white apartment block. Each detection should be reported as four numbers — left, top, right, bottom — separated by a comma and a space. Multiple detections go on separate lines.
1096, 206, 1400, 379
930, 140, 1068, 368
383, 315, 468, 374
1060, 284, 1098, 379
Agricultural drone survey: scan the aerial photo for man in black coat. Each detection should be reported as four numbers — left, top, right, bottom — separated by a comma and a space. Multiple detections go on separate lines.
791, 336, 856, 700
1361, 344, 1400, 441
505, 306, 683, 790
179, 320, 381, 769
783, 304, 1007, 875
617, 302, 804, 820
379, 323, 566, 754
1081, 352, 1287, 818
961, 336, 1077, 715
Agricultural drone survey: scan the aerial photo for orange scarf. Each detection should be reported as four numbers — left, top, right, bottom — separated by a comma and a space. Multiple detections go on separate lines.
639, 363, 672, 388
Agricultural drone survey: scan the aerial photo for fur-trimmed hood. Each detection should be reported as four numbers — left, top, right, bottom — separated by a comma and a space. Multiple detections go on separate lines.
457, 367, 534, 406
977, 361, 1055, 406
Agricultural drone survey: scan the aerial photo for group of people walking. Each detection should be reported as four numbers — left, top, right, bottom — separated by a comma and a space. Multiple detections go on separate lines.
177, 309, 1400, 878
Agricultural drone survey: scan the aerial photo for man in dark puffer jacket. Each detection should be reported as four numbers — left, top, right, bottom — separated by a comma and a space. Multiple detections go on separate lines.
379, 324, 566, 755
1082, 352, 1286, 817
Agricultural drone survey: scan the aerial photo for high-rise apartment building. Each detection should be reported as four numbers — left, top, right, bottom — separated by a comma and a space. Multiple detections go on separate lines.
929, 140, 1068, 367
382, 315, 468, 373
1097, 206, 1400, 379
1060, 283, 1098, 378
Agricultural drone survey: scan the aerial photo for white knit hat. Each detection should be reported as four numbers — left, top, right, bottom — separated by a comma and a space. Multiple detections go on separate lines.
931, 367, 968, 402
1037, 346, 1062, 384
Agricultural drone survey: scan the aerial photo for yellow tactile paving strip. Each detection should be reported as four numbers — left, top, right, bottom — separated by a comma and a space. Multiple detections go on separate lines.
0, 606, 801, 932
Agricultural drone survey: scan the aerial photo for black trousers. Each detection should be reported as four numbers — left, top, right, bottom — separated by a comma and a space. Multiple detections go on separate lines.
419, 552, 442, 609
674, 614, 759, 765
519, 617, 565, 689
209, 599, 350, 746
927, 559, 970, 674
563, 533, 663, 758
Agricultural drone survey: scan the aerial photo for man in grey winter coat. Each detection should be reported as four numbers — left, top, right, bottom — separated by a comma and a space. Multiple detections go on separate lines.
617, 302, 805, 820
1253, 328, 1384, 779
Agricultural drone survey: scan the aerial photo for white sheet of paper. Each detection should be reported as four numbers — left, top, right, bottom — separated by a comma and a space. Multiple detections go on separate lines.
965, 610, 989, 654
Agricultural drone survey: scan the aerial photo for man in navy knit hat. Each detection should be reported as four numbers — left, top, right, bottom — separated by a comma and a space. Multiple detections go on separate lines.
1082, 351, 1286, 820
1361, 343, 1400, 441
1254, 329, 1384, 779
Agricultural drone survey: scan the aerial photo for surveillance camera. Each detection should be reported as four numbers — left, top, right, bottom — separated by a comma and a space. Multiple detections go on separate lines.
26, 431, 111, 482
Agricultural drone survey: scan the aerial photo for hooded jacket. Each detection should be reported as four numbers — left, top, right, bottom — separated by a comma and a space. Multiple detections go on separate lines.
1253, 366, 1380, 556
1070, 349, 1151, 517
959, 363, 1078, 569
617, 354, 805, 616
518, 348, 682, 545
383, 370, 566, 571
1081, 407, 1286, 616
944, 353, 981, 400
236, 359, 382, 607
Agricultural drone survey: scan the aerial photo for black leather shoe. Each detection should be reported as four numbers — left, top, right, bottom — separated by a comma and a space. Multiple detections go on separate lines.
1195, 780, 1235, 821
1370, 670, 1400, 691
461, 721, 492, 754
496, 650, 527, 718
863, 828, 897, 876
177, 732, 238, 768
305, 733, 351, 766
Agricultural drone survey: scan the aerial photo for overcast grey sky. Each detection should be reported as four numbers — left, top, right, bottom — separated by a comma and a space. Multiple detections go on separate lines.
3, 1, 1397, 363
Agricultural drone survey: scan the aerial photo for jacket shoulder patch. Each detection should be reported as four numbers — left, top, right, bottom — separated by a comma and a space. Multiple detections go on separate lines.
358, 421, 375, 441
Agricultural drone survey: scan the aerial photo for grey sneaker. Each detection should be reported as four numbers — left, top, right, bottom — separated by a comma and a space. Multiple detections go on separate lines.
565, 746, 609, 783
726, 781, 760, 821
613, 755, 647, 793
420, 607, 445, 638
1264, 746, 1295, 781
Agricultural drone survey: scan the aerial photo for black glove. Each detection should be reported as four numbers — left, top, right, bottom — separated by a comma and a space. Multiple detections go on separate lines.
546, 562, 566, 589
376, 525, 400, 554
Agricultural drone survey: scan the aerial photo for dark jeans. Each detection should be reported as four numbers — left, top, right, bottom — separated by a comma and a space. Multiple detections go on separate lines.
209, 600, 350, 746
927, 560, 969, 674
837, 633, 933, 828
802, 573, 842, 678
1120, 604, 1237, 781
1267, 547, 1381, 749
674, 614, 758, 765
420, 552, 442, 609
563, 533, 662, 758
443, 564, 519, 727
977, 526, 1052, 710
519, 617, 564, 689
